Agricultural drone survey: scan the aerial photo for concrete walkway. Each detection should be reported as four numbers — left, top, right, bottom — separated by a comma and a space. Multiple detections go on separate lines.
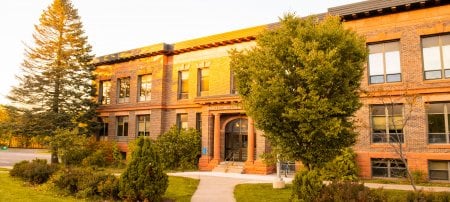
169, 172, 450, 202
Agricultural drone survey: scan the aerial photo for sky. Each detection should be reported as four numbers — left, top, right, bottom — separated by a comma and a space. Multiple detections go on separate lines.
0, 0, 362, 105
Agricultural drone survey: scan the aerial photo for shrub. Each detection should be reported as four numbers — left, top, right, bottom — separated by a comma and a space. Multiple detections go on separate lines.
411, 170, 427, 184
318, 181, 386, 202
10, 159, 57, 184
51, 167, 119, 199
320, 147, 359, 181
119, 137, 168, 201
291, 169, 324, 201
155, 126, 201, 170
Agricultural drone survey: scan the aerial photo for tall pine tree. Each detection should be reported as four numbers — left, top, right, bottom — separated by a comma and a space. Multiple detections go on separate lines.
8, 0, 96, 163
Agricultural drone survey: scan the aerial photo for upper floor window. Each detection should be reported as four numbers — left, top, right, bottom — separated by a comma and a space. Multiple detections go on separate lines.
422, 34, 450, 80
429, 160, 450, 180
118, 77, 130, 103
117, 116, 129, 136
137, 114, 150, 137
372, 158, 407, 178
176, 113, 188, 130
371, 104, 404, 143
98, 117, 108, 137
427, 102, 450, 143
230, 70, 238, 94
196, 112, 202, 133
99, 80, 111, 105
197, 68, 209, 96
138, 74, 152, 102
178, 71, 189, 99
368, 41, 401, 84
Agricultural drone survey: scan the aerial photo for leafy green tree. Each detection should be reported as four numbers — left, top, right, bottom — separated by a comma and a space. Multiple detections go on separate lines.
8, 0, 97, 163
119, 137, 168, 201
230, 14, 367, 169
155, 126, 201, 170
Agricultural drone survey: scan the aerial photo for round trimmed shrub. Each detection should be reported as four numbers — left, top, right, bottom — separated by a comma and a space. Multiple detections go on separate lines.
10, 159, 57, 184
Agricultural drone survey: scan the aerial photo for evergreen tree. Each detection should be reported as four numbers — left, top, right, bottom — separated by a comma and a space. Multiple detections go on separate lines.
8, 0, 96, 163
119, 138, 168, 201
230, 14, 367, 169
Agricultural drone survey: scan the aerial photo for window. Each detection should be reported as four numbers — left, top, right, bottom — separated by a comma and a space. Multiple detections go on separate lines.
429, 160, 450, 180
371, 105, 404, 143
99, 80, 111, 104
422, 34, 450, 80
178, 71, 189, 99
138, 74, 152, 101
118, 77, 130, 103
98, 117, 108, 136
176, 113, 188, 129
137, 115, 150, 136
427, 103, 450, 143
197, 68, 209, 96
371, 158, 407, 178
196, 112, 202, 133
368, 41, 401, 84
230, 70, 238, 94
117, 116, 128, 136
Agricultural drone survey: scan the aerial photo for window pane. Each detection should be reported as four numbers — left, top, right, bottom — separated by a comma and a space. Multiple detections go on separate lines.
429, 133, 446, 143
372, 133, 387, 143
389, 133, 404, 143
425, 70, 442, 80
428, 114, 445, 133
423, 36, 439, 48
385, 51, 401, 74
372, 117, 386, 131
387, 105, 402, 115
369, 53, 384, 75
201, 69, 209, 92
445, 69, 450, 78
430, 170, 449, 180
430, 161, 448, 170
443, 45, 450, 69
139, 74, 152, 101
370, 75, 384, 84
423, 46, 441, 70
427, 103, 445, 113
389, 116, 403, 130
371, 106, 385, 115
386, 74, 401, 82
369, 44, 383, 53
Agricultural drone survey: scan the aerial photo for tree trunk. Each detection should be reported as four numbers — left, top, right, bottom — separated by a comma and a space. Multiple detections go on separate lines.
51, 148, 59, 164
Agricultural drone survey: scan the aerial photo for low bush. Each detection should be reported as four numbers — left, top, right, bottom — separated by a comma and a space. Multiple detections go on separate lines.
291, 169, 324, 201
155, 126, 201, 171
51, 167, 119, 199
318, 181, 386, 202
320, 147, 359, 181
10, 159, 57, 184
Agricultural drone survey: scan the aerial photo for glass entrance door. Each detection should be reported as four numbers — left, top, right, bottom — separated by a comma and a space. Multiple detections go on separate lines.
225, 118, 248, 161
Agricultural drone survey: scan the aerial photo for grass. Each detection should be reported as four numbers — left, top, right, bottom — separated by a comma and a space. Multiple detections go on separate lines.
0, 171, 199, 202
234, 183, 292, 202
363, 178, 450, 187
0, 173, 79, 202
164, 176, 200, 201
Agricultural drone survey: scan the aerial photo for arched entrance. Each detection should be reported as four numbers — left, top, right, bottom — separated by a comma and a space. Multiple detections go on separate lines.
225, 118, 248, 161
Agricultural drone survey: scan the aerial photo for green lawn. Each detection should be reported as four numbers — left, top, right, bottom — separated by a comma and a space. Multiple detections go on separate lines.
164, 176, 200, 201
0, 173, 80, 202
234, 183, 292, 202
0, 171, 199, 202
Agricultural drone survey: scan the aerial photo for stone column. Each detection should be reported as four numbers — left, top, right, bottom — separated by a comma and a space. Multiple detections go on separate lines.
247, 117, 255, 162
213, 113, 221, 161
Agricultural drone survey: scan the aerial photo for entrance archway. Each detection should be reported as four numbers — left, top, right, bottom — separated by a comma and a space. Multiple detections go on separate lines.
225, 118, 248, 161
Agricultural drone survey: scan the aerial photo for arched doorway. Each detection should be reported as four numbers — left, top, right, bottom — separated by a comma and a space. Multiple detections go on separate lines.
225, 118, 248, 161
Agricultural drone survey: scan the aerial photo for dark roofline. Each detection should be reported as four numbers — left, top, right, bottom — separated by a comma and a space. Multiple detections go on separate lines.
329, 0, 450, 21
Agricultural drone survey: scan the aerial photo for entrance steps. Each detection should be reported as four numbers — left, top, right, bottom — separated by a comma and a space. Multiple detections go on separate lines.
212, 161, 244, 174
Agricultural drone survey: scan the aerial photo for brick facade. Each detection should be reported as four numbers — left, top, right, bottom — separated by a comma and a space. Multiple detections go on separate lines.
94, 1, 450, 177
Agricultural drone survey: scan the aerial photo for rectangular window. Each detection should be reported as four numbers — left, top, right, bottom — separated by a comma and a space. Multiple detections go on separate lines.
197, 68, 209, 96
196, 112, 202, 133
138, 74, 152, 102
118, 77, 130, 103
98, 117, 108, 136
99, 80, 111, 105
429, 160, 450, 180
178, 71, 189, 99
137, 115, 150, 137
371, 104, 404, 143
427, 102, 450, 143
368, 41, 401, 84
371, 158, 407, 178
422, 34, 450, 80
176, 113, 188, 130
117, 116, 128, 136
231, 70, 238, 94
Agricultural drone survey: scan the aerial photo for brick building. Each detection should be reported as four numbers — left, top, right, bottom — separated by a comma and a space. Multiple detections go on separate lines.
93, 0, 450, 179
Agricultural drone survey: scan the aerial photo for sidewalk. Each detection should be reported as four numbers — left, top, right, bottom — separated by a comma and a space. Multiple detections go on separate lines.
169, 172, 450, 202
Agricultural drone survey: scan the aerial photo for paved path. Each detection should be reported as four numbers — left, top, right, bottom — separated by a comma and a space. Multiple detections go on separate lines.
0, 148, 51, 168
169, 172, 293, 202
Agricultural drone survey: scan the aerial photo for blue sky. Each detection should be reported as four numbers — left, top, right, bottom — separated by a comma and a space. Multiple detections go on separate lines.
0, 0, 362, 104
